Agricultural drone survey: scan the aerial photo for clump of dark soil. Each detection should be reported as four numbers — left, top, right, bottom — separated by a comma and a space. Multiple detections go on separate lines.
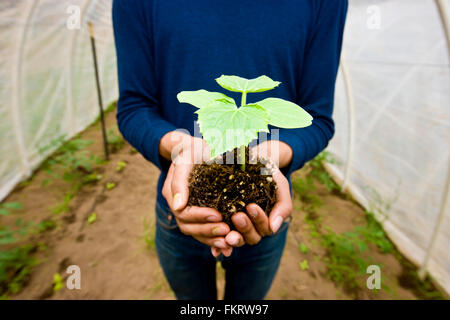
187, 147, 277, 227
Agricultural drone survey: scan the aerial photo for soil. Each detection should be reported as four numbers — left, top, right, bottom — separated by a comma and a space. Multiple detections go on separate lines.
2, 110, 445, 300
188, 147, 277, 227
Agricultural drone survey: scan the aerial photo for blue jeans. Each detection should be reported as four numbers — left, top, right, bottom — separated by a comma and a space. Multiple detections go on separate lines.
154, 202, 289, 300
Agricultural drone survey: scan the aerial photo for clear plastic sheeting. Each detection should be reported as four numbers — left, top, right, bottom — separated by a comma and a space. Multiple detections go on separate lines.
329, 0, 450, 294
0, 0, 117, 200
0, 0, 449, 295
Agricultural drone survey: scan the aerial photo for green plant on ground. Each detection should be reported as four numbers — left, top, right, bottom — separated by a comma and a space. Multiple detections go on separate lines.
87, 213, 97, 225
321, 228, 381, 294
40, 136, 99, 179
39, 136, 102, 215
142, 216, 155, 250
299, 243, 308, 254
299, 259, 309, 271
106, 182, 116, 190
178, 75, 313, 171
107, 126, 125, 153
293, 153, 445, 299
52, 273, 63, 292
116, 161, 127, 172
396, 259, 445, 300
36, 219, 55, 233
0, 202, 36, 298
305, 151, 339, 192
355, 211, 393, 254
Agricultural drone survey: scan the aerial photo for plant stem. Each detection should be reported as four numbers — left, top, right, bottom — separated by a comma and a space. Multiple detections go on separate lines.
240, 145, 246, 171
241, 92, 247, 107
240, 92, 247, 171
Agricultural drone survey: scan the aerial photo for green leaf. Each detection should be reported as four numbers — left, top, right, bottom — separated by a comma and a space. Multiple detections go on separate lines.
255, 98, 313, 128
177, 89, 235, 109
87, 212, 97, 225
215, 75, 281, 93
3, 202, 22, 210
196, 100, 269, 158
106, 182, 116, 190
0, 209, 10, 216
299, 259, 309, 271
299, 243, 308, 254
53, 273, 64, 292
116, 161, 127, 172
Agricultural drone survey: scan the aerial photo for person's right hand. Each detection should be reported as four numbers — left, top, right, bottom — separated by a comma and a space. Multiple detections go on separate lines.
160, 131, 233, 257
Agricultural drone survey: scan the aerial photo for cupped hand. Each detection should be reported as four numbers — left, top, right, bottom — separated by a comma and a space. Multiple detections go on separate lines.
225, 140, 293, 247
160, 131, 233, 257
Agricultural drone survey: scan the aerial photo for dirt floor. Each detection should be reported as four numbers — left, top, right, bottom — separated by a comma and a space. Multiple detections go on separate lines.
2, 110, 442, 300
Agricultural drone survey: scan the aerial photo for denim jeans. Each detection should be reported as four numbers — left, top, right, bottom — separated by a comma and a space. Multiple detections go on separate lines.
154, 201, 289, 300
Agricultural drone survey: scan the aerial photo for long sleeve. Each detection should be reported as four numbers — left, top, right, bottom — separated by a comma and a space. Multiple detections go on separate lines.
112, 0, 177, 171
276, 0, 348, 177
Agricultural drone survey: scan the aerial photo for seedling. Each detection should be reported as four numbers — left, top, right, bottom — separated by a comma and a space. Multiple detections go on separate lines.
178, 75, 313, 171
116, 161, 127, 172
106, 182, 116, 190
87, 212, 97, 225
299, 259, 309, 271
52, 273, 64, 292
299, 243, 309, 254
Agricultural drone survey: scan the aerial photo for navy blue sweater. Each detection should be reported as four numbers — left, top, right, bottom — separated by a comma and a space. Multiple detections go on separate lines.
112, 0, 347, 207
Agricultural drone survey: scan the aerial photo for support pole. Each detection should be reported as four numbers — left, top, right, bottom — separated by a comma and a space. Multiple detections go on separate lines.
88, 22, 109, 160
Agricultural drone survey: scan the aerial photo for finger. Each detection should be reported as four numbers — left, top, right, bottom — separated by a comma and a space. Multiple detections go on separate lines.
193, 236, 230, 249
176, 206, 222, 223
211, 247, 221, 258
231, 212, 261, 245
171, 161, 192, 211
246, 203, 271, 236
222, 247, 233, 257
179, 222, 230, 238
269, 168, 293, 233
162, 163, 175, 207
225, 231, 245, 247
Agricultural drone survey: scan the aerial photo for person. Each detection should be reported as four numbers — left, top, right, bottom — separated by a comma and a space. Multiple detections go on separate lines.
112, 0, 347, 300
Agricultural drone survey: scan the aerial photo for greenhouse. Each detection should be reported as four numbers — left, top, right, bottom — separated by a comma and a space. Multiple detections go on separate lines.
0, 0, 448, 301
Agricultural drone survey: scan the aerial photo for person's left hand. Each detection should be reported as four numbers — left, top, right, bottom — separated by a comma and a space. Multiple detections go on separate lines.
224, 141, 293, 248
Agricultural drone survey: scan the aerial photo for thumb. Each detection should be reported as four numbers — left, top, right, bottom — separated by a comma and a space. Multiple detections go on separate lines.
269, 203, 290, 233
269, 168, 292, 233
171, 162, 192, 211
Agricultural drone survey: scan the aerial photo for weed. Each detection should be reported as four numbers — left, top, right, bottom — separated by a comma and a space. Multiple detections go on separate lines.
39, 136, 102, 215
293, 152, 444, 299
0, 202, 36, 297
106, 182, 116, 190
53, 273, 64, 292
299, 243, 308, 254
40, 136, 99, 177
87, 213, 97, 225
116, 161, 127, 172
142, 216, 155, 250
321, 228, 376, 294
107, 126, 125, 153
305, 151, 339, 192
299, 259, 309, 271
36, 219, 55, 233
82, 173, 103, 185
